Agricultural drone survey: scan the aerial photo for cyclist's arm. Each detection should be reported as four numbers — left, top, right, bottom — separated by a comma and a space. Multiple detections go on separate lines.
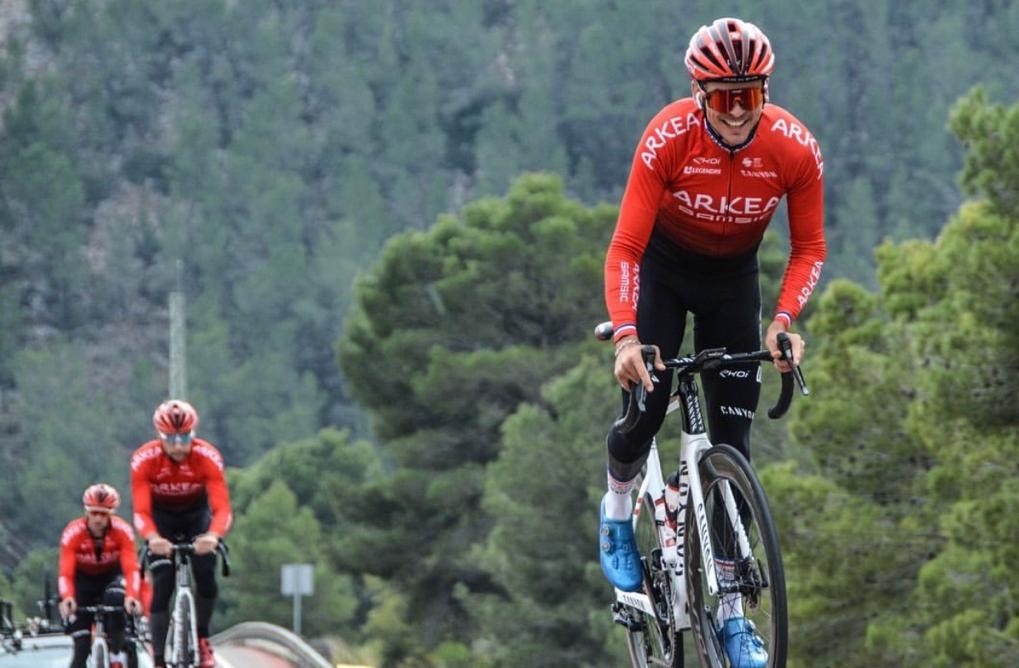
129, 452, 159, 541
774, 143, 826, 329
57, 522, 79, 601
604, 107, 679, 343
198, 448, 232, 537
112, 518, 141, 600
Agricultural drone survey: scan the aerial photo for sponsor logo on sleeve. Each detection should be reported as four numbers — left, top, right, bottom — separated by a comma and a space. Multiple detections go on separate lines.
193, 443, 224, 470
640, 112, 701, 169
796, 261, 825, 307
131, 445, 161, 471
770, 118, 824, 179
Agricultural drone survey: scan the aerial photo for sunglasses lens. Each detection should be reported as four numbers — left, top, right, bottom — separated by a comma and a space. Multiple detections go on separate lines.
160, 431, 193, 445
704, 87, 764, 113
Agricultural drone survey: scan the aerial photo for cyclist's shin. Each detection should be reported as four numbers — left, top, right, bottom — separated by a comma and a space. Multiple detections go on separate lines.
196, 595, 215, 638
70, 633, 90, 668
108, 628, 126, 653
149, 610, 169, 661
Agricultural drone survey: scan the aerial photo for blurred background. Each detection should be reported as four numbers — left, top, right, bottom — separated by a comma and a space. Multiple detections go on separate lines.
1, 1, 1018, 666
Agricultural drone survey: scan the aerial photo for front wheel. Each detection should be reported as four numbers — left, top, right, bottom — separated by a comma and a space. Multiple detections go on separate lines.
91, 638, 109, 668
685, 445, 787, 668
166, 596, 195, 668
623, 491, 684, 668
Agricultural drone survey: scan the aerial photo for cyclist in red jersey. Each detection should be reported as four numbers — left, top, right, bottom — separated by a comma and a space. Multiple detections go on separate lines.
131, 399, 232, 668
598, 18, 825, 668
58, 483, 142, 668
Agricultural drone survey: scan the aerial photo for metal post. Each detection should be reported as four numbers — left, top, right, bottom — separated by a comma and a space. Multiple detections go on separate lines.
281, 564, 312, 636
169, 260, 187, 399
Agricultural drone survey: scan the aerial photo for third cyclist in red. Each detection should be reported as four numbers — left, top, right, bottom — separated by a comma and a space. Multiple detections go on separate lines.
597, 18, 826, 668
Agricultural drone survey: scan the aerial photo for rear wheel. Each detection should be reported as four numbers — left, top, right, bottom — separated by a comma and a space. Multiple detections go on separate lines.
685, 445, 787, 668
623, 491, 683, 668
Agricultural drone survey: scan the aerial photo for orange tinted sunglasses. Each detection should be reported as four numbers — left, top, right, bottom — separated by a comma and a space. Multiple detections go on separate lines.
701, 86, 765, 114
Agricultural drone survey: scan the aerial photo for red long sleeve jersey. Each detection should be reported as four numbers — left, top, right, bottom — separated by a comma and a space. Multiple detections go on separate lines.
58, 516, 140, 600
130, 438, 233, 539
604, 98, 826, 341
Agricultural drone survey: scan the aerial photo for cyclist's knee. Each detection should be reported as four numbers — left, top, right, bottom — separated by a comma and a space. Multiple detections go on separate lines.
607, 446, 649, 484
149, 562, 175, 612
102, 582, 126, 607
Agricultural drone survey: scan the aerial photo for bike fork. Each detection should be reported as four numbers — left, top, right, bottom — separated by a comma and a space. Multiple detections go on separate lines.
684, 433, 722, 596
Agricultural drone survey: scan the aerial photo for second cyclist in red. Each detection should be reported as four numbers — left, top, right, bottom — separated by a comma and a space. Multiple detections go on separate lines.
59, 483, 142, 668
131, 399, 232, 668
597, 18, 826, 668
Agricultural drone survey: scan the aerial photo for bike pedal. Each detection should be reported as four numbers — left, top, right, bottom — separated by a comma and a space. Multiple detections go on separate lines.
611, 603, 646, 632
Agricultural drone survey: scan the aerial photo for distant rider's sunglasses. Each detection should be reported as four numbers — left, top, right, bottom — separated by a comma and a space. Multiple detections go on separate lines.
159, 431, 193, 445
700, 85, 765, 114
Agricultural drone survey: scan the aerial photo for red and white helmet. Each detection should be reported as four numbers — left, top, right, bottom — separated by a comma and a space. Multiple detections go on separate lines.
153, 399, 199, 435
83, 483, 120, 513
684, 18, 775, 82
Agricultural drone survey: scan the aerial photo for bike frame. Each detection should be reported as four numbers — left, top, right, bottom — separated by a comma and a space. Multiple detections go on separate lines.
614, 368, 762, 632
615, 405, 716, 629
90, 613, 110, 668
167, 548, 199, 668
77, 604, 123, 668
140, 540, 228, 668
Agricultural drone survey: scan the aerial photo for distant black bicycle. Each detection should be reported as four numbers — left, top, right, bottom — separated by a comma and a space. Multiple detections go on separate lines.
71, 603, 139, 668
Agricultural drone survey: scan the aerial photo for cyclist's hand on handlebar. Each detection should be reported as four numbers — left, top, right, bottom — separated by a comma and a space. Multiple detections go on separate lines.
58, 597, 76, 620
147, 535, 172, 557
193, 532, 220, 555
613, 338, 664, 391
124, 596, 143, 616
765, 319, 805, 372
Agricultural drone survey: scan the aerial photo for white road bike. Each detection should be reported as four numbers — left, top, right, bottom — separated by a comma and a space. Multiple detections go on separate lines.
597, 322, 808, 668
141, 541, 229, 668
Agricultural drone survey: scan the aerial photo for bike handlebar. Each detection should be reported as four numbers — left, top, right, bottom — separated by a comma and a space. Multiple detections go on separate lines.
75, 605, 124, 614
595, 322, 810, 433
139, 540, 231, 578
64, 604, 133, 629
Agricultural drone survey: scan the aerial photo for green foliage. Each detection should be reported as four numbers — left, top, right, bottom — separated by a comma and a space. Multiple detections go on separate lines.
217, 480, 358, 637
337, 173, 612, 655
10, 548, 58, 623
951, 87, 1019, 220
0, 572, 18, 619
775, 92, 1019, 667
469, 354, 618, 667
6, 340, 138, 543
3, 2, 1019, 664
